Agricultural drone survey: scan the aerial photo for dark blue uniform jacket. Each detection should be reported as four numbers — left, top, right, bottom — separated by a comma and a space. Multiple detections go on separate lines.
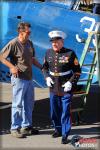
43, 47, 81, 95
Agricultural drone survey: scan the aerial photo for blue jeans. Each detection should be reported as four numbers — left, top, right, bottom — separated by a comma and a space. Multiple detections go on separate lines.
50, 92, 72, 137
11, 76, 34, 130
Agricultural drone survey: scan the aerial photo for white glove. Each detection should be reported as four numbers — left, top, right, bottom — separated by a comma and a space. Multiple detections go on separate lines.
46, 77, 54, 87
62, 81, 72, 92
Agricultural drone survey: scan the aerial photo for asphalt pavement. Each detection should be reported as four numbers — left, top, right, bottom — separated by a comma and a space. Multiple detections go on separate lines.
0, 83, 100, 150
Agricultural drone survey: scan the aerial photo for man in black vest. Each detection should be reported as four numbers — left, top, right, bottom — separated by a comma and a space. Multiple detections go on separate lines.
43, 30, 81, 144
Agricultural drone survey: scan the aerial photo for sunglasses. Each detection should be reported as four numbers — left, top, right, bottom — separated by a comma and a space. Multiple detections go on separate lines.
24, 31, 31, 35
20, 29, 31, 35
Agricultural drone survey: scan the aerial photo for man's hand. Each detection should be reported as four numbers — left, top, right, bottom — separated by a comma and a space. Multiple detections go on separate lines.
62, 81, 72, 92
46, 77, 54, 87
32, 57, 42, 70
10, 66, 19, 78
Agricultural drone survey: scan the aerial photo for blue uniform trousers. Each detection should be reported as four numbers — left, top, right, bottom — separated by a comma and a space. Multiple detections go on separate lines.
50, 92, 72, 137
11, 76, 34, 130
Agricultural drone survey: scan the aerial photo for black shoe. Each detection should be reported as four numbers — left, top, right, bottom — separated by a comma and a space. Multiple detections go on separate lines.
61, 136, 68, 144
21, 126, 39, 136
52, 131, 62, 138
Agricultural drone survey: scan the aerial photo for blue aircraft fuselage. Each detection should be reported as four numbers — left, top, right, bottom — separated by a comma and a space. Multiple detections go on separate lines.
0, 0, 100, 87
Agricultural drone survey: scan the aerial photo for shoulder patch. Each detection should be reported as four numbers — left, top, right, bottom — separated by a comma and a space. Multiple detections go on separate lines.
74, 58, 79, 65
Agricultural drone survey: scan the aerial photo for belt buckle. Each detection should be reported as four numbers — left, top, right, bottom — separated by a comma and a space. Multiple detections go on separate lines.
54, 72, 59, 76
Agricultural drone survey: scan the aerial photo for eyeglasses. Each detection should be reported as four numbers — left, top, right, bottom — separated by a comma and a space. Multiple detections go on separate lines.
19, 29, 31, 35
24, 31, 31, 35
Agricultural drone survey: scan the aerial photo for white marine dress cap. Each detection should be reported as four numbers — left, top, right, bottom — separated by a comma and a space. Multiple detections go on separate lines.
48, 30, 67, 41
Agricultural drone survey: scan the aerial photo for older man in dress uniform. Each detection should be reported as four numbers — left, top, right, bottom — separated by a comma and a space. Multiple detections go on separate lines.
43, 30, 81, 144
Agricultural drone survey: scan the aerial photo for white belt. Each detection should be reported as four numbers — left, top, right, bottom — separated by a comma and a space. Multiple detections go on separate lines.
50, 70, 72, 76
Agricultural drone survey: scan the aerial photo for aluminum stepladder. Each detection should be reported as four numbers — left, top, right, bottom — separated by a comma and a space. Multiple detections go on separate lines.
71, 31, 98, 125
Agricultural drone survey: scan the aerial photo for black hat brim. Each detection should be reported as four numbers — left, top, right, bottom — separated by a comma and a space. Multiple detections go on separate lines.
50, 37, 62, 42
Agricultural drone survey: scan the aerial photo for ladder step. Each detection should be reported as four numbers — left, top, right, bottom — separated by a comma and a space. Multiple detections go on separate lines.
78, 79, 92, 82
73, 93, 87, 97
71, 108, 84, 113
88, 47, 96, 52
82, 71, 94, 75
73, 90, 87, 97
82, 63, 96, 66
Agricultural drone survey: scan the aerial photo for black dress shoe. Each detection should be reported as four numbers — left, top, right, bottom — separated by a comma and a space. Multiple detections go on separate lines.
52, 131, 62, 138
61, 136, 68, 144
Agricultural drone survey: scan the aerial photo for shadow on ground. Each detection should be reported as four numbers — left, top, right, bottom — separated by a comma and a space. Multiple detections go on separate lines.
0, 99, 52, 135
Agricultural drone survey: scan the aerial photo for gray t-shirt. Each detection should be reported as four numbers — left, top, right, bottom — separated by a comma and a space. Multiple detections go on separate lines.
0, 37, 35, 80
